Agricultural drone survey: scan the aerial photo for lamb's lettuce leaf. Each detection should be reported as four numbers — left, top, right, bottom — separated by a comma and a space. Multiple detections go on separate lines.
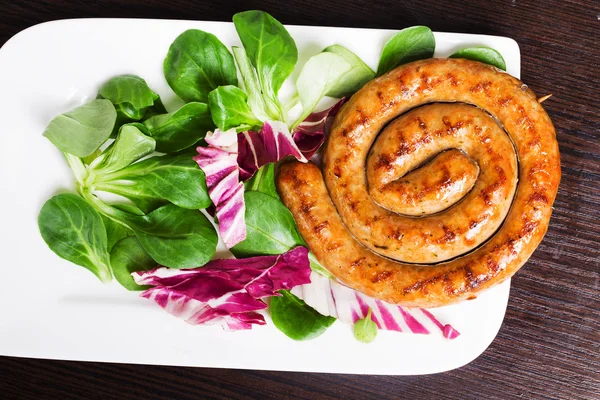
233, 10, 297, 120
377, 26, 435, 76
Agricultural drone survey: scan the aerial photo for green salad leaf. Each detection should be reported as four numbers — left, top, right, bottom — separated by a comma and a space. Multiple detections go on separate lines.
233, 10, 298, 121
353, 308, 378, 343
323, 45, 375, 97
293, 52, 351, 127
231, 191, 304, 257
208, 85, 262, 131
102, 214, 133, 252
38, 194, 112, 282
270, 290, 336, 340
244, 163, 279, 199
43, 99, 117, 157
110, 236, 155, 291
377, 26, 435, 76
82, 190, 218, 270
232, 46, 269, 120
122, 204, 218, 269
450, 46, 507, 71
92, 124, 156, 175
142, 102, 214, 153
94, 153, 212, 213
164, 29, 237, 103
98, 74, 165, 121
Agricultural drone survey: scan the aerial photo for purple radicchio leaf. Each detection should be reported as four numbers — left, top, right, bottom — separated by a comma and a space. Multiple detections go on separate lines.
193, 129, 246, 248
291, 272, 460, 339
292, 98, 346, 161
132, 246, 312, 331
237, 120, 308, 181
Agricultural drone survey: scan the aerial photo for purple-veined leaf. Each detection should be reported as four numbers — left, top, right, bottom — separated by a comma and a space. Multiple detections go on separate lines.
238, 120, 307, 180
133, 246, 312, 331
193, 100, 346, 247
193, 129, 246, 248
292, 98, 346, 160
291, 272, 460, 339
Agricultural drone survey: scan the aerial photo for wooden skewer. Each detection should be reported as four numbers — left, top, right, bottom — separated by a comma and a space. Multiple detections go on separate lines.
538, 94, 553, 103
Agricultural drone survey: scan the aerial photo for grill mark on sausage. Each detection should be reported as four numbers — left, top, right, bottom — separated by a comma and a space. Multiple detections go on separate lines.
528, 191, 549, 204
326, 243, 342, 252
371, 271, 392, 283
356, 107, 369, 124
440, 225, 457, 243
314, 221, 329, 234
300, 201, 315, 215
479, 178, 504, 206
446, 73, 459, 86
333, 166, 342, 178
520, 220, 539, 238
374, 153, 394, 171
498, 96, 513, 107
441, 116, 466, 135
469, 81, 492, 96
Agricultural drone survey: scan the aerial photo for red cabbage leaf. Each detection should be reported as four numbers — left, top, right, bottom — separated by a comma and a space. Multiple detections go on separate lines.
237, 120, 307, 180
133, 246, 312, 331
292, 98, 346, 160
291, 272, 460, 339
193, 129, 246, 248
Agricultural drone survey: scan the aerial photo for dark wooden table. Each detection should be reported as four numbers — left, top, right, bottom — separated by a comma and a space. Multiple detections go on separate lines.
1, 1, 598, 399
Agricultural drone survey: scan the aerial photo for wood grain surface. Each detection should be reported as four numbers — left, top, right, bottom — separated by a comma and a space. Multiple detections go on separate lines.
1, 0, 598, 399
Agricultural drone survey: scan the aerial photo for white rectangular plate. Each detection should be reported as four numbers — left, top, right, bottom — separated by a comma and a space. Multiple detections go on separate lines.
0, 18, 518, 375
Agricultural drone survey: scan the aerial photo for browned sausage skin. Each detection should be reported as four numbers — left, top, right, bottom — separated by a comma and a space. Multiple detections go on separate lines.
277, 58, 560, 308
364, 103, 518, 262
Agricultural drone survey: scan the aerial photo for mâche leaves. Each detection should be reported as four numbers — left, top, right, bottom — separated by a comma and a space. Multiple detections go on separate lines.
353, 308, 378, 343
231, 191, 304, 257
208, 85, 262, 131
377, 26, 435, 76
164, 29, 237, 103
142, 102, 214, 153
244, 163, 279, 200
92, 124, 156, 175
110, 236, 155, 291
323, 45, 375, 98
233, 10, 298, 120
450, 46, 507, 71
38, 194, 112, 282
293, 52, 351, 127
122, 204, 218, 269
232, 46, 269, 120
270, 290, 336, 341
43, 99, 116, 157
94, 153, 212, 213
98, 74, 164, 121
102, 214, 133, 253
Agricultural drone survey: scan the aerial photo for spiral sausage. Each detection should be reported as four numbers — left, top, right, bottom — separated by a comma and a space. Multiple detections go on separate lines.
277, 58, 560, 308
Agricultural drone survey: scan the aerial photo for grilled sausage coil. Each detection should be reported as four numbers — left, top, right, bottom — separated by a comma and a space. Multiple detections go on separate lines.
278, 58, 560, 307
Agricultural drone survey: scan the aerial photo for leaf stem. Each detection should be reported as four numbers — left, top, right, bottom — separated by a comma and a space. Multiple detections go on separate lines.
307, 251, 334, 279
79, 186, 131, 229
283, 93, 300, 114
95, 262, 113, 283
63, 153, 88, 185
